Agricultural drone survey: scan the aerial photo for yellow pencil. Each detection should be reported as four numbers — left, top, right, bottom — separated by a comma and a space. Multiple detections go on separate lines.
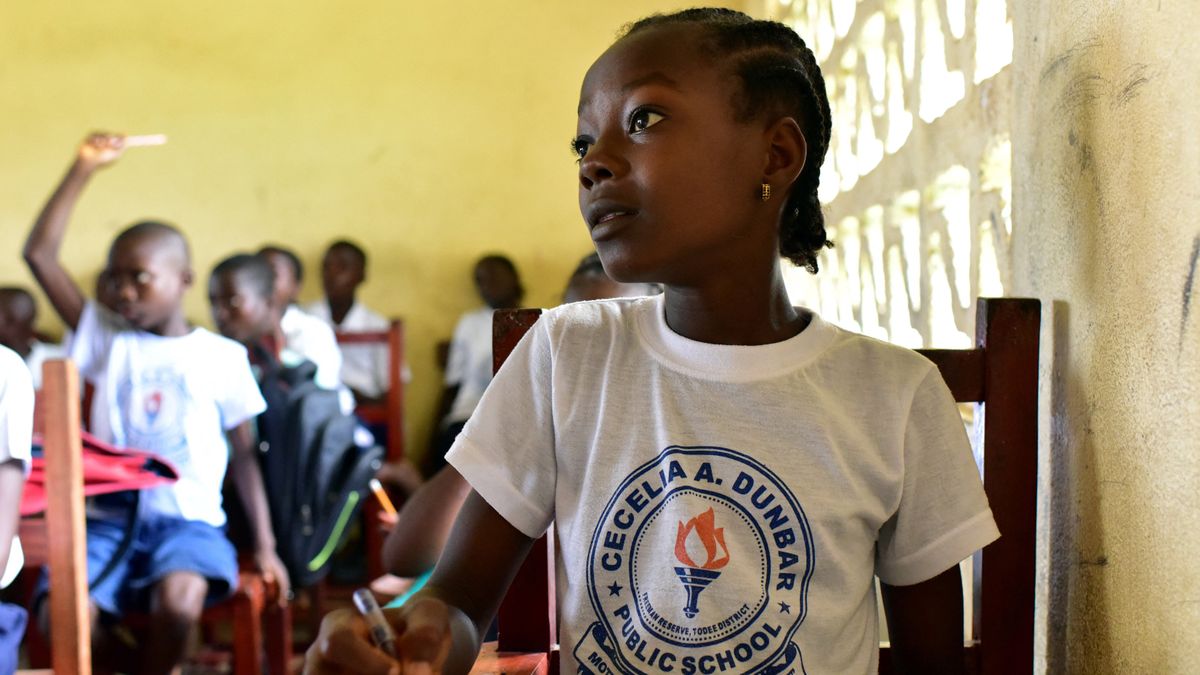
368, 478, 398, 516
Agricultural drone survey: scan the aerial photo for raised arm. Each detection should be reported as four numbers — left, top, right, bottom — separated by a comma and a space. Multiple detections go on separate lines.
23, 133, 126, 329
305, 490, 535, 674
227, 420, 291, 603
880, 565, 967, 674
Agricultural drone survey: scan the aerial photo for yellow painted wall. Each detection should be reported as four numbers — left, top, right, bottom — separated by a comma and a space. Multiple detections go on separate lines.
0, 1, 741, 457
1012, 2, 1200, 671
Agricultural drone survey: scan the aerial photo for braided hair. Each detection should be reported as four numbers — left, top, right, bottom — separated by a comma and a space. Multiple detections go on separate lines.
623, 8, 833, 273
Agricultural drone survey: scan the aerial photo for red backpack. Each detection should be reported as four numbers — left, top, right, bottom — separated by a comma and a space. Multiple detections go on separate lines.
19, 430, 178, 517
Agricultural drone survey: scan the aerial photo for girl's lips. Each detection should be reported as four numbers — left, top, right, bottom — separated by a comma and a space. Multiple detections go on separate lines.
590, 212, 636, 241
598, 211, 630, 224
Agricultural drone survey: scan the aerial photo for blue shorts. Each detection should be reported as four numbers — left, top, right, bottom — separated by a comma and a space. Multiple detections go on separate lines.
37, 508, 239, 619
0, 602, 27, 674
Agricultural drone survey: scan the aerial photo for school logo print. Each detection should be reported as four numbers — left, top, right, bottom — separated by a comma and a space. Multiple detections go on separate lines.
575, 446, 814, 675
116, 367, 189, 464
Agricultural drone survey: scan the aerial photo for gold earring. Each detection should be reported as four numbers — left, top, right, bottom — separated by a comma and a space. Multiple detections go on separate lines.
760, 183, 772, 201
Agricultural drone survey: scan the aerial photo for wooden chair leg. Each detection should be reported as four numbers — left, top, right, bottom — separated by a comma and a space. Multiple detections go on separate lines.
265, 601, 293, 675
230, 578, 265, 675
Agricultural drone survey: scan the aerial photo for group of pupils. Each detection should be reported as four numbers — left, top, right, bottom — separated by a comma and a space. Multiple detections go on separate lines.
1, 127, 583, 670
0, 7, 1001, 675
0, 130, 651, 675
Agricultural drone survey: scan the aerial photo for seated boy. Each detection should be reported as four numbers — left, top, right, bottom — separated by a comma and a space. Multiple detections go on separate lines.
304, 240, 407, 406
208, 254, 281, 356
0, 286, 67, 389
256, 244, 353, 413
23, 133, 288, 675
426, 254, 524, 476
0, 345, 34, 673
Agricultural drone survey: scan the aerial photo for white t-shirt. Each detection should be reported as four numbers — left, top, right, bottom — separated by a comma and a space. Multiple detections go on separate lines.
281, 304, 354, 413
24, 340, 68, 390
70, 302, 266, 527
304, 299, 410, 399
442, 308, 494, 425
448, 296, 999, 675
0, 345, 33, 588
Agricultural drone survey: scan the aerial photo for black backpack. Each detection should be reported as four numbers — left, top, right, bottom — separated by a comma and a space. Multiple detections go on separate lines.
250, 352, 384, 588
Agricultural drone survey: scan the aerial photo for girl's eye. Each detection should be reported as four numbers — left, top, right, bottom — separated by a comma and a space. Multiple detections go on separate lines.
570, 137, 591, 161
135, 271, 152, 286
629, 109, 665, 133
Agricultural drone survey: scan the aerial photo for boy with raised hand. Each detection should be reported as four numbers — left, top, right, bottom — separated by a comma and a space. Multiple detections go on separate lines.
24, 133, 289, 675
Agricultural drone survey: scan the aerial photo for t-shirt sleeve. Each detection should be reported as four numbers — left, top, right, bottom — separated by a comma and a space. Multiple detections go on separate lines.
446, 318, 556, 539
0, 349, 34, 473
68, 301, 117, 381
875, 366, 1000, 586
216, 343, 268, 431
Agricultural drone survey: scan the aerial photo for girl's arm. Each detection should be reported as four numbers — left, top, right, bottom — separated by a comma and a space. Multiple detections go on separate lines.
880, 564, 967, 674
306, 490, 535, 674
23, 134, 126, 330
381, 465, 471, 577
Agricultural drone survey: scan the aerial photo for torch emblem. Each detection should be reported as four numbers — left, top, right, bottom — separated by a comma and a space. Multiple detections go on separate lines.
673, 508, 730, 618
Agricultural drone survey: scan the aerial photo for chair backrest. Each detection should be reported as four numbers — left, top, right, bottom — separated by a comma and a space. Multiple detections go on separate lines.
490, 298, 1040, 675
334, 318, 406, 462
18, 359, 92, 675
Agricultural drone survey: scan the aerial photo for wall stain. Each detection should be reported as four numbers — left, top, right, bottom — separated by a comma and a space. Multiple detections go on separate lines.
1111, 64, 1154, 109
1056, 63, 1158, 113
1181, 235, 1200, 347
1041, 37, 1101, 82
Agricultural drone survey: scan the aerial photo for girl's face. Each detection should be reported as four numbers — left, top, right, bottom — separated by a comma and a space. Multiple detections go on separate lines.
575, 25, 774, 286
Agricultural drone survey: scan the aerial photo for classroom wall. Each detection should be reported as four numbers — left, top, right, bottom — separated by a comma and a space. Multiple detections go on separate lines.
0, 1, 741, 458
1011, 2, 1200, 671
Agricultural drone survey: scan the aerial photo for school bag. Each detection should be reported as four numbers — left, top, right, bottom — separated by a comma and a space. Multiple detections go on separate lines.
249, 351, 384, 589
18, 432, 180, 592
20, 431, 179, 517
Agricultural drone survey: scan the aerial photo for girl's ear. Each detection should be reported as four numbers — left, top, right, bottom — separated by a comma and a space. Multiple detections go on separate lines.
181, 268, 195, 289
763, 116, 808, 192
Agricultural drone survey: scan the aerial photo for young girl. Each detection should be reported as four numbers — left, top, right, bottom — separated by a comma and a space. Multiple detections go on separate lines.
306, 9, 996, 674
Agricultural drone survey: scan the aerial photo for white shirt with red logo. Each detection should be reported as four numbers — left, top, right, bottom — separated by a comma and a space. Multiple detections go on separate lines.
448, 295, 999, 674
70, 302, 266, 527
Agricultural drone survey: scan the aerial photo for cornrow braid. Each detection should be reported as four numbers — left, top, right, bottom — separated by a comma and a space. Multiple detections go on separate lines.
623, 8, 834, 273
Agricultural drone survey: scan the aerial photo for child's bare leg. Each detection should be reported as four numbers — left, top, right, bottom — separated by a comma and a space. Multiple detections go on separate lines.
141, 571, 208, 675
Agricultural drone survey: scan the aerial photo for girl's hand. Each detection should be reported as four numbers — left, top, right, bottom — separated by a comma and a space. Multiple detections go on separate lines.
305, 598, 453, 674
76, 132, 125, 171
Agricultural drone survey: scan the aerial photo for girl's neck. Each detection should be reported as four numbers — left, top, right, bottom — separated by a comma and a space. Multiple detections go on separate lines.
662, 261, 807, 345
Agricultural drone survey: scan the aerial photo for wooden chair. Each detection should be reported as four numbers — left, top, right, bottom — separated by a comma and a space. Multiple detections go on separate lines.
335, 319, 407, 581
19, 359, 290, 675
481, 298, 1040, 675
17, 359, 91, 675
